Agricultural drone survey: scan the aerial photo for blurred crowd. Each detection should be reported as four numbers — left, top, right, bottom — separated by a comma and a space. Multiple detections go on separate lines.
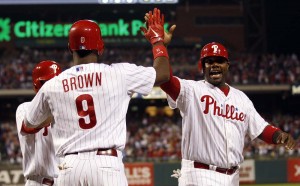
1, 108, 299, 164
1, 46, 300, 89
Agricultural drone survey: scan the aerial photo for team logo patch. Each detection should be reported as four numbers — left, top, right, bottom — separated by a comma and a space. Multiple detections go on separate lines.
76, 66, 83, 72
79, 45, 86, 50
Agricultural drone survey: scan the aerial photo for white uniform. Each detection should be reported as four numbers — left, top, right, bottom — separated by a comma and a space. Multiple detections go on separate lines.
25, 63, 156, 186
167, 79, 269, 186
16, 102, 58, 186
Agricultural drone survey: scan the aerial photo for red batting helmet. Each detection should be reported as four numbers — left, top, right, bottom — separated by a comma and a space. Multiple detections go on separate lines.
200, 42, 229, 62
68, 20, 104, 56
32, 60, 62, 92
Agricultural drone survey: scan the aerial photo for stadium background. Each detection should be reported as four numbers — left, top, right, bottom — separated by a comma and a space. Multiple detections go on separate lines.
0, 0, 300, 185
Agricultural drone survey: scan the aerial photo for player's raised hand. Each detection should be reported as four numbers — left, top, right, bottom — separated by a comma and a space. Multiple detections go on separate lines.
140, 8, 165, 45
143, 11, 176, 46
276, 131, 296, 150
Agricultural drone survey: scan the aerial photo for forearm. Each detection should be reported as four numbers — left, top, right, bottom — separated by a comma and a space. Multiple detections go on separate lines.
24, 116, 52, 129
153, 42, 170, 85
160, 66, 180, 101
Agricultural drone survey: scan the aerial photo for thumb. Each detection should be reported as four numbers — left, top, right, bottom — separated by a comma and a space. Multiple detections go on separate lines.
168, 25, 176, 35
140, 27, 147, 34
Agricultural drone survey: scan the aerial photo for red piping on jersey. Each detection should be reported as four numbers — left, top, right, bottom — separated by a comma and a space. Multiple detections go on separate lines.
160, 65, 180, 101
260, 125, 281, 144
219, 86, 229, 96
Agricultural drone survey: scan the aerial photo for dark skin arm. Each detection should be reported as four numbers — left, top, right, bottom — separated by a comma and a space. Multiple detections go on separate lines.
153, 42, 170, 86
141, 8, 176, 86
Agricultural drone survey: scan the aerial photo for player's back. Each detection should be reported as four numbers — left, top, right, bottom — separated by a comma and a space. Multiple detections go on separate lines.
42, 62, 155, 156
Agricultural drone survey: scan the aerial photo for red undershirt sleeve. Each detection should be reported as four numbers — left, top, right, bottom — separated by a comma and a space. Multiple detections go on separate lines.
159, 65, 180, 101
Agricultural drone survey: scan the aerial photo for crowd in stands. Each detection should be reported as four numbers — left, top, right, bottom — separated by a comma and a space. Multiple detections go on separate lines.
1, 46, 300, 164
1, 107, 299, 164
1, 46, 300, 89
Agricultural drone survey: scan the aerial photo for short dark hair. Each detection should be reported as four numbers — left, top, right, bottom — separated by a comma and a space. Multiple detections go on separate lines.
75, 50, 98, 58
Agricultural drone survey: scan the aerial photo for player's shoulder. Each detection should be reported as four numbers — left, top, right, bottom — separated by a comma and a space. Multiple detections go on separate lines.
229, 85, 250, 99
183, 79, 206, 86
16, 102, 30, 120
111, 62, 139, 68
16, 102, 30, 111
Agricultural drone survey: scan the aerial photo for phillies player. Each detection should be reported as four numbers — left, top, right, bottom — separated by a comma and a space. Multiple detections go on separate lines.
158, 41, 296, 185
24, 8, 170, 186
16, 60, 62, 186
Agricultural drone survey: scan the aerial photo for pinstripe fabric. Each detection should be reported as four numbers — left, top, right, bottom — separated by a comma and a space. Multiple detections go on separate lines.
167, 78, 268, 185
25, 62, 156, 186
179, 159, 239, 186
16, 102, 58, 186
57, 150, 127, 186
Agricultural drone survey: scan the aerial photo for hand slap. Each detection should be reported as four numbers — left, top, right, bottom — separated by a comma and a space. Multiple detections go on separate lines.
140, 8, 165, 45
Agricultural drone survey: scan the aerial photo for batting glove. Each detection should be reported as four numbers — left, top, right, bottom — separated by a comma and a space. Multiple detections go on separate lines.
140, 8, 164, 45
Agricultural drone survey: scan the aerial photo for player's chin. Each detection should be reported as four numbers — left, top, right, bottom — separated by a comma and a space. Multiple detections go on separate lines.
208, 78, 223, 86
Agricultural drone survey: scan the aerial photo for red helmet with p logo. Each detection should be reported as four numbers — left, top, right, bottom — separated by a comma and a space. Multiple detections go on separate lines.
200, 42, 228, 62
32, 60, 62, 92
68, 20, 104, 56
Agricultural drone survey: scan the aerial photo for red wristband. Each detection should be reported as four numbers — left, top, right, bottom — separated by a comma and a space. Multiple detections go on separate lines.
261, 125, 281, 144
21, 121, 42, 134
152, 45, 169, 59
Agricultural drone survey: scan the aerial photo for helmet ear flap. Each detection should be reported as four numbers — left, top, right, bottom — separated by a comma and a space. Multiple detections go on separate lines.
68, 43, 73, 54
33, 80, 41, 93
198, 60, 203, 73
97, 39, 104, 56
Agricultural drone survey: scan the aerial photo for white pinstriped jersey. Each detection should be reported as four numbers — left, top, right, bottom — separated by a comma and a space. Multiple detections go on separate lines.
25, 63, 156, 157
16, 102, 58, 179
167, 79, 269, 168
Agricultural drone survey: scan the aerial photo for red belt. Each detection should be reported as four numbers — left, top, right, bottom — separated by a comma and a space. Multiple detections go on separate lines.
194, 162, 238, 175
27, 177, 54, 186
42, 178, 54, 186
65, 148, 118, 157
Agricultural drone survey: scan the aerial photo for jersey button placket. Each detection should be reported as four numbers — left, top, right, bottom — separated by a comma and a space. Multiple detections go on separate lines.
223, 98, 231, 168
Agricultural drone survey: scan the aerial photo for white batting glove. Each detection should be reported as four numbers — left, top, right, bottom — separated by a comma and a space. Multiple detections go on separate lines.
170, 169, 181, 179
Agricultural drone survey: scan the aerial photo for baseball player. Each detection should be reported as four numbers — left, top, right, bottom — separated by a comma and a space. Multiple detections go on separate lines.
15, 60, 62, 186
156, 29, 296, 185
23, 8, 170, 186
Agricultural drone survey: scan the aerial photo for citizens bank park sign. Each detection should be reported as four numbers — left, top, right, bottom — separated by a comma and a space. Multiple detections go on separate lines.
0, 17, 169, 42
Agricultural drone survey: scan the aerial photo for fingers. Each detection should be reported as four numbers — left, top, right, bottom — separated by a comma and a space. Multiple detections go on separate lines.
145, 8, 165, 28
148, 11, 153, 25
144, 13, 149, 21
277, 132, 296, 150
285, 135, 296, 150
161, 14, 165, 25
168, 25, 176, 34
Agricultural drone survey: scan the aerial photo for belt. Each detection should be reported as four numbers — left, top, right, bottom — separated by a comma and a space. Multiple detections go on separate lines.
194, 162, 238, 175
42, 178, 54, 186
27, 177, 54, 186
65, 148, 118, 157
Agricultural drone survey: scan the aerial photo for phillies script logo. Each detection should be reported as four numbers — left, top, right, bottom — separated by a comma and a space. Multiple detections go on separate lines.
201, 95, 246, 121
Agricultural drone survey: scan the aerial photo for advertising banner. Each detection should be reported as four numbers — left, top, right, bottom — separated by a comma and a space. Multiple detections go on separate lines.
287, 158, 300, 182
125, 162, 154, 186
239, 159, 255, 184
